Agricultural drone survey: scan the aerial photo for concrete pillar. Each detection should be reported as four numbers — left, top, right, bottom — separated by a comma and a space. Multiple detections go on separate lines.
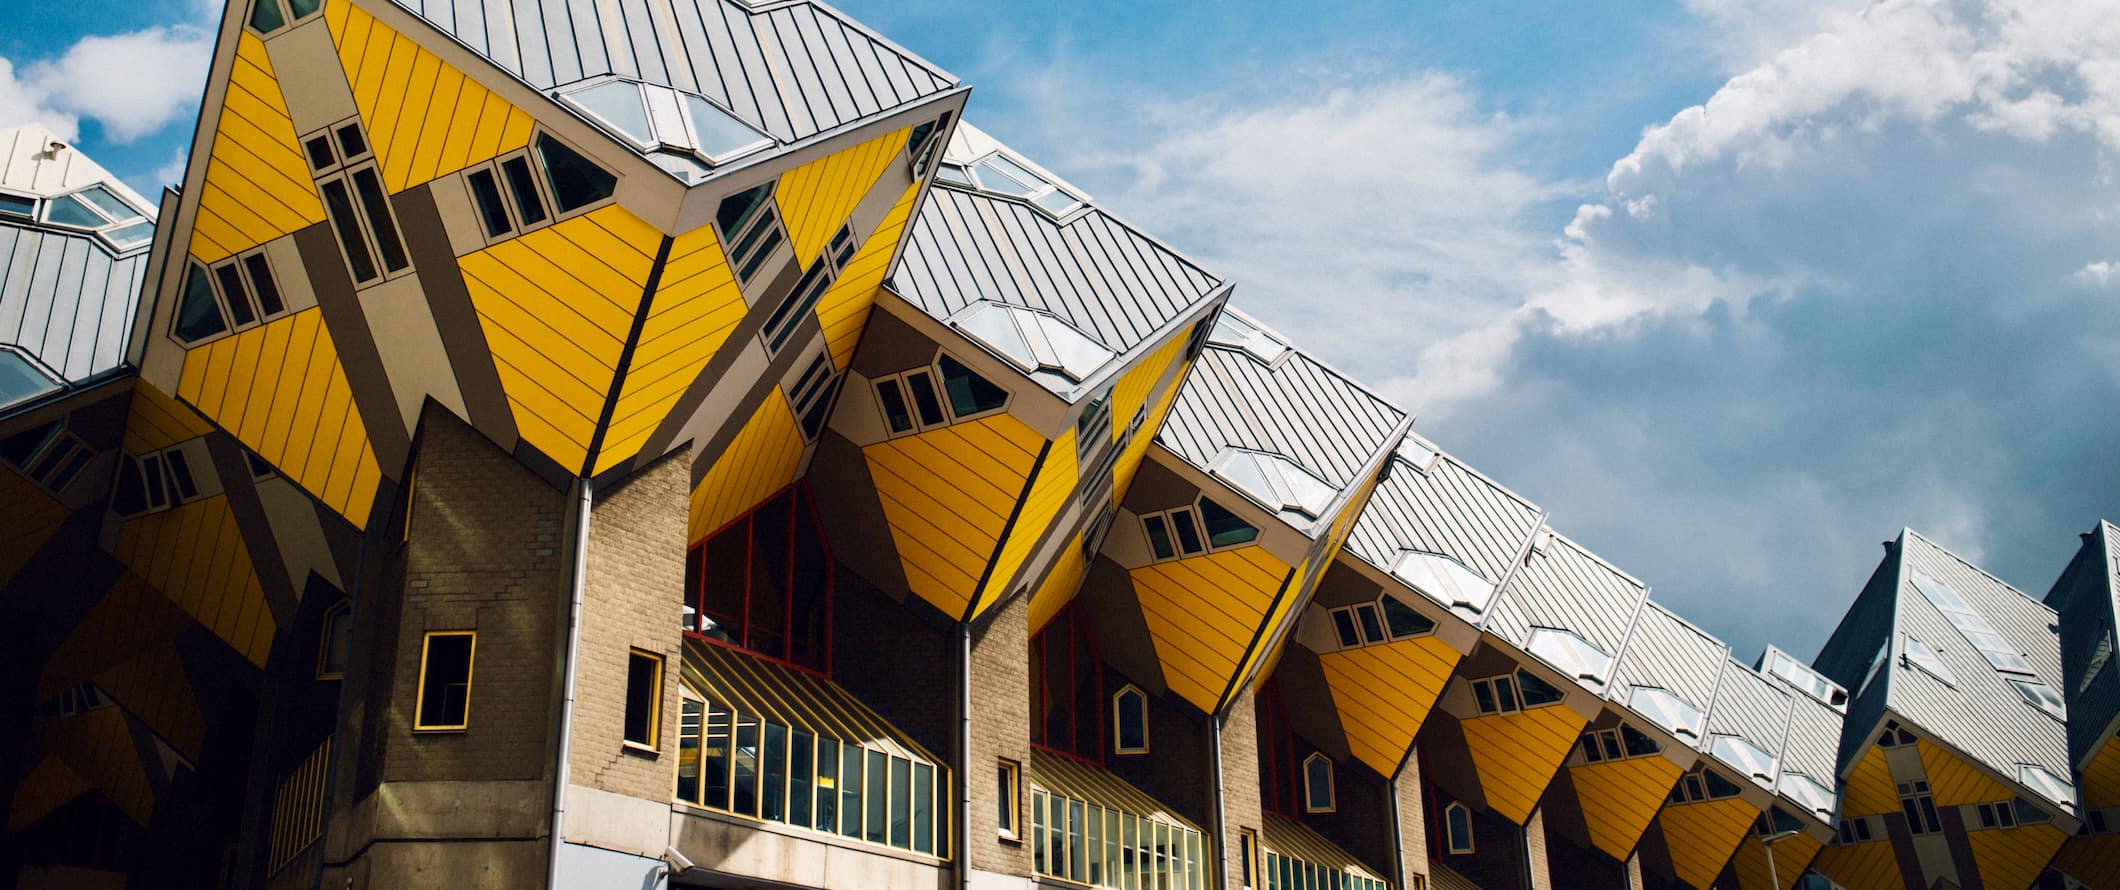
966, 591, 1034, 885
1525, 806, 1553, 890
1219, 687, 1265, 890
1395, 754, 1430, 890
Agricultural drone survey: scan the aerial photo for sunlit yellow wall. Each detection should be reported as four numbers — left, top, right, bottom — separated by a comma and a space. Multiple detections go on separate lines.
1915, 740, 2009, 806
325, 1, 536, 192
685, 388, 805, 545
1234, 471, 1379, 708
1840, 746, 1897, 818
1319, 635, 1460, 776
816, 184, 921, 368
1130, 545, 1291, 713
1568, 752, 1683, 860
1109, 358, 1188, 507
864, 413, 1043, 618
113, 497, 275, 666
2081, 738, 2120, 808
775, 127, 910, 267
967, 428, 1077, 620
1655, 797, 1756, 889
124, 381, 212, 453
597, 225, 743, 474
1810, 839, 1903, 890
188, 33, 323, 265
459, 207, 662, 474
1965, 823, 2065, 890
1458, 700, 1586, 824
1026, 531, 1087, 635
1728, 830, 1821, 890
176, 308, 380, 527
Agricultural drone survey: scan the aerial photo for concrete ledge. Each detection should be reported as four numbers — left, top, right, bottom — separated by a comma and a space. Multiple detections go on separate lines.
670, 806, 948, 890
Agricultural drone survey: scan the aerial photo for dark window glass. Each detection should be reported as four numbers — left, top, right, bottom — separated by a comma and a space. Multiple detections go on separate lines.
1169, 508, 1203, 555
1918, 796, 1942, 833
905, 370, 946, 427
1303, 756, 1333, 812
1115, 689, 1147, 752
762, 723, 787, 821
623, 651, 659, 746
1446, 806, 1473, 852
243, 254, 284, 316
288, 0, 321, 15
1331, 610, 1360, 648
875, 378, 914, 433
731, 714, 760, 816
46, 445, 90, 493
1580, 735, 1604, 763
501, 157, 547, 226
839, 745, 862, 838
1198, 498, 1258, 548
1621, 725, 1659, 757
214, 263, 256, 326
320, 180, 378, 282
762, 263, 830, 350
0, 193, 33, 218
913, 762, 934, 853
139, 453, 168, 509
1354, 605, 1386, 644
813, 737, 839, 831
1900, 798, 1923, 832
889, 756, 912, 847
789, 730, 814, 827
467, 169, 513, 237
1516, 670, 1565, 706
676, 698, 702, 803
1380, 596, 1433, 638
739, 226, 783, 283
1493, 677, 1519, 712
906, 119, 937, 159
718, 182, 774, 237
1977, 805, 1996, 829
250, 0, 285, 32
304, 136, 335, 171
350, 168, 408, 272
319, 605, 352, 677
111, 454, 146, 516
997, 764, 1017, 834
936, 355, 1007, 418
1143, 515, 1174, 559
335, 124, 367, 159
799, 376, 839, 439
1704, 769, 1744, 799
1600, 732, 1623, 760
703, 701, 731, 808
415, 633, 473, 728
0, 423, 51, 468
537, 133, 617, 212
1472, 679, 1496, 714
163, 450, 199, 500
682, 487, 832, 673
175, 264, 229, 341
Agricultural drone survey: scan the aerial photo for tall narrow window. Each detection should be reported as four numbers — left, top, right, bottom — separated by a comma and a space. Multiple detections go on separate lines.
1302, 753, 1335, 813
414, 631, 475, 731
716, 182, 784, 284
1444, 802, 1475, 854
624, 649, 664, 749
1898, 781, 1944, 835
316, 602, 352, 680
1239, 828, 1260, 890
1113, 685, 1148, 754
1031, 601, 1103, 763
998, 759, 1021, 839
684, 486, 833, 672
307, 120, 409, 287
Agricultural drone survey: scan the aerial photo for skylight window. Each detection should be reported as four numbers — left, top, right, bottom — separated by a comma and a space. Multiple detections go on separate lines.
1205, 312, 1288, 363
0, 192, 35, 218
557, 78, 773, 167
1778, 773, 1837, 819
2016, 764, 2075, 808
1710, 734, 1778, 783
950, 302, 1114, 384
0, 348, 62, 409
1213, 449, 1336, 519
1900, 635, 1956, 685
1909, 571, 2036, 675
2009, 678, 2066, 721
938, 153, 1085, 218
1526, 627, 1613, 685
1396, 435, 1441, 474
1392, 550, 1496, 613
1766, 647, 1848, 711
1628, 686, 1706, 740
36, 185, 152, 250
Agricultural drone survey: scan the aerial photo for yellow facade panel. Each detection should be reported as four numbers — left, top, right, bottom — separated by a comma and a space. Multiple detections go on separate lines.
2082, 737, 2120, 808
1026, 532, 1087, 635
1728, 829, 1821, 890
1111, 335, 1187, 449
1656, 797, 1757, 889
686, 390, 806, 545
596, 226, 745, 475
1915, 740, 2010, 807
969, 428, 1079, 620
2050, 833, 2120, 889
5, 755, 87, 832
113, 498, 275, 667
1459, 702, 1587, 825
819, 183, 922, 368
1569, 754, 1684, 860
1810, 840, 1902, 890
44, 706, 153, 825
863, 413, 1042, 618
1965, 823, 2065, 890
0, 469, 67, 590
1320, 635, 1460, 776
95, 643, 206, 761
327, 1, 537, 192
175, 308, 379, 528
1110, 360, 1188, 507
189, 33, 324, 265
1234, 471, 1378, 707
1840, 746, 1898, 818
125, 381, 213, 454
1130, 546, 1290, 712
775, 127, 910, 268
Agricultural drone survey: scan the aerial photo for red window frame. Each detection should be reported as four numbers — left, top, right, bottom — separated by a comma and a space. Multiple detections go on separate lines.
683, 483, 834, 676
1030, 600, 1105, 766
1256, 680, 1302, 817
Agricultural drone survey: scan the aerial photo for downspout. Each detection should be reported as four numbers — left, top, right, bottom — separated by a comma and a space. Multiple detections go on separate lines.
958, 622, 973, 890
1209, 716, 1228, 890
547, 479, 593, 889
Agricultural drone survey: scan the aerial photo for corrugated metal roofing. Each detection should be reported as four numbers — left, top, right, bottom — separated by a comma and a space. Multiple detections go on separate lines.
1156, 323, 1406, 493
1344, 444, 1543, 590
1485, 529, 1645, 658
1027, 749, 1201, 833
1780, 690, 1844, 794
889, 183, 1222, 382
1260, 812, 1388, 882
0, 226, 146, 385
1888, 530, 2071, 806
1704, 658, 1794, 761
1609, 601, 1730, 723
387, 0, 955, 146
681, 637, 938, 764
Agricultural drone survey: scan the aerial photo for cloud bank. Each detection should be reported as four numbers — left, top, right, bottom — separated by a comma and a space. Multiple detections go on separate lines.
0, 25, 212, 143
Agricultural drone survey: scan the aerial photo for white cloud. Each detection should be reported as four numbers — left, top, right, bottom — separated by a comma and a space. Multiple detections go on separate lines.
2076, 260, 2117, 287
20, 26, 214, 143
0, 56, 78, 140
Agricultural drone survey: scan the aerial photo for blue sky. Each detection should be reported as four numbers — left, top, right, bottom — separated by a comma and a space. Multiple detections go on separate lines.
5, 0, 2117, 663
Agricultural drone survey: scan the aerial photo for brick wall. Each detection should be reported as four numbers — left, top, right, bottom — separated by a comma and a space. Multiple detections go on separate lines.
1395, 756, 1429, 888
571, 446, 691, 800
1220, 687, 1264, 890
1525, 805, 1552, 890
966, 592, 1032, 875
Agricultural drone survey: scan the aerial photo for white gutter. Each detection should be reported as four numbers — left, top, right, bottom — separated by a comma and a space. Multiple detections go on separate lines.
546, 479, 593, 888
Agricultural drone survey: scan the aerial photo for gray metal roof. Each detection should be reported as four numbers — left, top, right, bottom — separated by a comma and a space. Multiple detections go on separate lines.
889, 182, 1222, 393
1344, 439, 1543, 591
1155, 312, 1406, 504
1485, 529, 1646, 663
1886, 529, 2073, 808
388, 0, 956, 146
1608, 600, 1730, 730
1705, 659, 1794, 760
1779, 688, 1846, 805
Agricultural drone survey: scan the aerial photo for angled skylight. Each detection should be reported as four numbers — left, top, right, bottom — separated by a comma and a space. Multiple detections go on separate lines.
937, 152, 1085, 218
1396, 435, 1441, 474
1710, 733, 1778, 784
1765, 647, 1848, 711
37, 185, 152, 250
1391, 550, 1496, 613
1526, 626, 1613, 686
2009, 678, 2066, 721
1212, 449, 1337, 519
1900, 635, 1956, 685
1778, 773, 1836, 819
0, 192, 33, 218
1205, 312, 1288, 363
2016, 764, 2075, 808
557, 78, 773, 168
951, 302, 1114, 383
0, 348, 62, 409
1909, 571, 2037, 675
1627, 685, 1706, 740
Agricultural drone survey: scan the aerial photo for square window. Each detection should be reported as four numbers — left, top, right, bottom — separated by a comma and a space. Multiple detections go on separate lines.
414, 631, 475, 730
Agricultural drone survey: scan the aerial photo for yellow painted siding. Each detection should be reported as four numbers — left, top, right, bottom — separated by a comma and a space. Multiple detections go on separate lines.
1810, 840, 1902, 890
325, 1, 538, 192
0, 468, 67, 589
1841, 746, 1898, 818
175, 307, 380, 528
124, 381, 213, 453
36, 574, 192, 701
1916, 740, 2010, 807
1319, 635, 1459, 776
969, 428, 1078, 620
1728, 830, 1821, 890
45, 706, 153, 825
1656, 797, 1757, 889
5, 755, 86, 831
864, 413, 1044, 619
596, 225, 745, 474
1965, 823, 2065, 890
686, 389, 805, 545
458, 206, 662, 474
1458, 702, 1586, 824
775, 127, 909, 267
2050, 833, 2120, 889
2081, 737, 2120, 808
1110, 334, 1187, 449
1568, 753, 1683, 860
1129, 545, 1291, 713
817, 182, 922, 368
113, 498, 275, 667
94, 643, 205, 761
188, 33, 325, 265
1235, 470, 1380, 706
1110, 360, 1188, 506
1026, 531, 1087, 635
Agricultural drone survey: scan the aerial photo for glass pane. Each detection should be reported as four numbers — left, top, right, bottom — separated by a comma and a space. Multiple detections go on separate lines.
1034, 188, 1081, 216
1070, 800, 1087, 879
501, 157, 548, 226
250, 0, 285, 32
936, 355, 1008, 417
955, 304, 1037, 369
1355, 605, 1386, 645
840, 745, 863, 838
1033, 791, 1048, 874
1380, 596, 1434, 638
1144, 515, 1175, 560
215, 264, 257, 326
76, 186, 139, 222
1198, 498, 1258, 547
321, 180, 378, 282
1170, 509, 1203, 554
415, 634, 472, 727
104, 220, 155, 249
912, 761, 934, 854
1515, 670, 1565, 706
890, 757, 912, 848
43, 194, 104, 228
0, 354, 56, 412
731, 714, 760, 816
174, 264, 229, 342
351, 168, 409, 272
1472, 680, 1495, 714
974, 155, 1045, 197
716, 182, 774, 238
244, 254, 284, 315
762, 723, 787, 822
1494, 678, 1518, 712
568, 81, 654, 144
905, 370, 947, 427
876, 378, 914, 433
1032, 313, 1114, 379
814, 737, 839, 831
0, 193, 34, 217
536, 133, 618, 212
865, 749, 888, 843
1116, 691, 1146, 751
684, 95, 772, 162
336, 124, 367, 159
287, 0, 320, 15
789, 730, 813, 827
467, 169, 514, 237
676, 698, 702, 804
